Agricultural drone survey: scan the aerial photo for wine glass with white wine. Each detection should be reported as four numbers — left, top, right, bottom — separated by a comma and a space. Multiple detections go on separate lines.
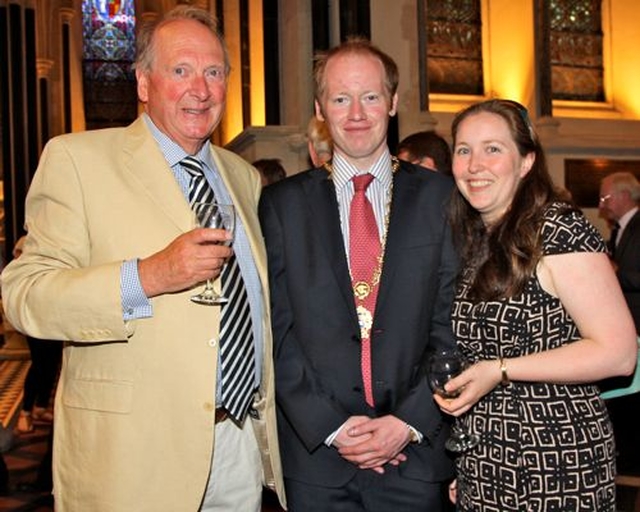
191, 202, 235, 306
428, 348, 480, 452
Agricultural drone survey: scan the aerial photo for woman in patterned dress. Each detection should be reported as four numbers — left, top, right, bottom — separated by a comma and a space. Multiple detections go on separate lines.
435, 99, 638, 511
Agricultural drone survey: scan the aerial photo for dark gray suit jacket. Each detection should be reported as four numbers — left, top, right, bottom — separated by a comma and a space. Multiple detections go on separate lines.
615, 209, 640, 333
259, 161, 458, 488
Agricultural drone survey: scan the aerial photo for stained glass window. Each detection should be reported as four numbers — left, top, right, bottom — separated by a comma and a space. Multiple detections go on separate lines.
549, 0, 604, 101
425, 0, 484, 96
82, 0, 137, 129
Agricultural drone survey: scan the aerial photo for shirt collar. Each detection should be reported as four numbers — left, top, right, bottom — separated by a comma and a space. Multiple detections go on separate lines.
143, 113, 212, 169
331, 150, 394, 191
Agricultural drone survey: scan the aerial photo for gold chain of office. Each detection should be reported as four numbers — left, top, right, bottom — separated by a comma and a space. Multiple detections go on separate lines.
323, 157, 400, 302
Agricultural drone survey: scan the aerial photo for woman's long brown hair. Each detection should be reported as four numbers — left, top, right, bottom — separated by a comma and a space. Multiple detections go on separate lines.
449, 99, 574, 301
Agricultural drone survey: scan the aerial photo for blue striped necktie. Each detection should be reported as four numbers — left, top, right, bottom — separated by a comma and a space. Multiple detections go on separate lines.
182, 156, 257, 423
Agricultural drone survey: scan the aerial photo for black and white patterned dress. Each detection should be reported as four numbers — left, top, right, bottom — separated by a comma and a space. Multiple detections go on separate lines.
452, 203, 616, 512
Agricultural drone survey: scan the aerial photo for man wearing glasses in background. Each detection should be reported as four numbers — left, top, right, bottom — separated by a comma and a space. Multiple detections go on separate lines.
599, 171, 640, 333
599, 171, 640, 479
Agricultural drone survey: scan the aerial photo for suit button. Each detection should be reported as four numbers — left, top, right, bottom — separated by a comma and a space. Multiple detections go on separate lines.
208, 338, 217, 347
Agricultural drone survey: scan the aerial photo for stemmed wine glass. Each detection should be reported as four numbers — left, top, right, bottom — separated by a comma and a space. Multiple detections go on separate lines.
191, 202, 235, 306
428, 348, 480, 452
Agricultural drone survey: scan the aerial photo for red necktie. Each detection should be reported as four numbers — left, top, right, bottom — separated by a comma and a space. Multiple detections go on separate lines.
349, 174, 381, 407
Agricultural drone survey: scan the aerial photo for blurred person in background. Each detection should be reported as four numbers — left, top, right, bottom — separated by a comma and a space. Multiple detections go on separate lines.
12, 236, 63, 436
599, 171, 640, 333
252, 158, 287, 187
307, 116, 333, 167
599, 171, 640, 478
396, 130, 452, 176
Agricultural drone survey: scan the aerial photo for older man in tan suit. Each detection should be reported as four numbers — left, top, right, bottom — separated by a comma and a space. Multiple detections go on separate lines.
1, 6, 284, 512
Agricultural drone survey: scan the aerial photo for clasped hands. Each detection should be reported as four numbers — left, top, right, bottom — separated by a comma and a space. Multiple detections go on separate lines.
139, 228, 232, 298
432, 359, 502, 416
332, 415, 411, 474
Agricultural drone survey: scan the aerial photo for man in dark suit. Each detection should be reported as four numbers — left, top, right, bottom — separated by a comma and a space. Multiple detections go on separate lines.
600, 171, 640, 333
599, 171, 640, 475
259, 38, 457, 511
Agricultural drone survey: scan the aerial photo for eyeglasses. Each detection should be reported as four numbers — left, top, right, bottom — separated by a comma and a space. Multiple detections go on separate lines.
599, 194, 612, 203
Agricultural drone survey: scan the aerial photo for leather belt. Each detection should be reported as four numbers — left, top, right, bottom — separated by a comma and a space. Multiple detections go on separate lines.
215, 407, 230, 424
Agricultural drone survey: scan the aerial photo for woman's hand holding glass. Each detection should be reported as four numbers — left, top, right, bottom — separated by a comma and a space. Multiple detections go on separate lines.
433, 358, 504, 417
428, 349, 480, 452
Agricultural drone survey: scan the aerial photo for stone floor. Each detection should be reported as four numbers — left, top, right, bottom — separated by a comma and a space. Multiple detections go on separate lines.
0, 422, 53, 512
0, 327, 52, 511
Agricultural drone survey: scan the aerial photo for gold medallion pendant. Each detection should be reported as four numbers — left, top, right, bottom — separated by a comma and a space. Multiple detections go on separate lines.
353, 281, 371, 300
356, 305, 373, 339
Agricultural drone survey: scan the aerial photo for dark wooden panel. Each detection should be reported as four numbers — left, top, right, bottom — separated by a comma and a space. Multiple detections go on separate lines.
263, 0, 280, 125
339, 0, 370, 41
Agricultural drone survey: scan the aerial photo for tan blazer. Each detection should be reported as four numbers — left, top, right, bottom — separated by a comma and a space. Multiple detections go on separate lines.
1, 117, 285, 511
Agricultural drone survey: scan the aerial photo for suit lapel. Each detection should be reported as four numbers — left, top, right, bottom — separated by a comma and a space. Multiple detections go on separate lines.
617, 210, 640, 258
122, 118, 193, 232
211, 146, 266, 274
302, 167, 421, 328
375, 168, 417, 312
304, 170, 357, 319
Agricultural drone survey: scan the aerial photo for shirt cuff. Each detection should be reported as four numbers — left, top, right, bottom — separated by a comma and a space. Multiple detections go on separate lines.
325, 422, 347, 447
121, 259, 153, 320
407, 424, 424, 444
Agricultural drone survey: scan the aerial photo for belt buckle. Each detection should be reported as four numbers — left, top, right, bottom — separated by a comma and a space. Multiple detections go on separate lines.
215, 408, 229, 424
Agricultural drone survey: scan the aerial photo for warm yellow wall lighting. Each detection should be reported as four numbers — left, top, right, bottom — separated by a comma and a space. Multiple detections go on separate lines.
218, 0, 266, 144
608, 1, 640, 117
249, 0, 265, 126
429, 0, 535, 113
485, 0, 534, 106
220, 0, 244, 144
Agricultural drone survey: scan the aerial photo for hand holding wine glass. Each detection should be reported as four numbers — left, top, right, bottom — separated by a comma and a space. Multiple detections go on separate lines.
428, 348, 480, 452
191, 201, 235, 306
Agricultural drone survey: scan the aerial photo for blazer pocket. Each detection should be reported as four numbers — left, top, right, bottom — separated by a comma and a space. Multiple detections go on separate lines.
63, 377, 133, 413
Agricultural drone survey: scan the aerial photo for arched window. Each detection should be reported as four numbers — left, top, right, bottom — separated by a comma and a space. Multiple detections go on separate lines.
549, 0, 604, 102
82, 0, 137, 129
425, 0, 484, 96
